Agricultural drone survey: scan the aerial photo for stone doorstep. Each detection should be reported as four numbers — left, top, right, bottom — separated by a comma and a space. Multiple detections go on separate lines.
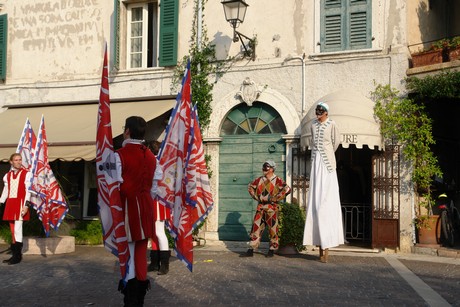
437, 248, 460, 259
22, 236, 75, 255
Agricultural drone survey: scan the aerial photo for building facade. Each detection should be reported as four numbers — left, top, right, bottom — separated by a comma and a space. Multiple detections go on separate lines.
3, 0, 456, 253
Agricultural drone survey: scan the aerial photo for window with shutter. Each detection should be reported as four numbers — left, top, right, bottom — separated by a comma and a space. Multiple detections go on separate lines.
126, 2, 159, 69
0, 14, 7, 81
321, 0, 371, 52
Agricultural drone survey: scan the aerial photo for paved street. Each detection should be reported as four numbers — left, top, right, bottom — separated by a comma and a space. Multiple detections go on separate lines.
1, 243, 459, 307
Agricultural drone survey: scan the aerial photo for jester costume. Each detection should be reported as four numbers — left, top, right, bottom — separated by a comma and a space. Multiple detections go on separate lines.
247, 168, 291, 252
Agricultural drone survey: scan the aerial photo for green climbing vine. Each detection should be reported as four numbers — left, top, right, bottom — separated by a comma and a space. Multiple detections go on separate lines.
372, 84, 442, 221
172, 0, 217, 131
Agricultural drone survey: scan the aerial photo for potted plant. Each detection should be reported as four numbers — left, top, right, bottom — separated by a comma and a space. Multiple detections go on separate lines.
372, 84, 442, 244
411, 39, 448, 68
448, 36, 460, 62
278, 202, 306, 254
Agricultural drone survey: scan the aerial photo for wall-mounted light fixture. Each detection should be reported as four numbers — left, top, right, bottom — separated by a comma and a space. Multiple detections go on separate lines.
221, 0, 256, 61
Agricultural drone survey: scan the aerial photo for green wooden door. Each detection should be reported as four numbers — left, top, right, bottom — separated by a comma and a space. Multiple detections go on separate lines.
218, 102, 287, 241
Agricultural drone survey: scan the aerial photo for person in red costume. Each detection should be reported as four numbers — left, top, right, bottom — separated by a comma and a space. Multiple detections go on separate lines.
147, 140, 171, 276
0, 153, 31, 265
115, 116, 157, 306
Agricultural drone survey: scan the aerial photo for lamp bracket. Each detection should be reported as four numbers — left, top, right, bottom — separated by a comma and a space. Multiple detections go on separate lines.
233, 30, 256, 61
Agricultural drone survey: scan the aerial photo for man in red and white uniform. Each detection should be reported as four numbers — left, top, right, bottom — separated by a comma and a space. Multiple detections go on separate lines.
147, 140, 171, 275
115, 116, 157, 306
1, 153, 31, 265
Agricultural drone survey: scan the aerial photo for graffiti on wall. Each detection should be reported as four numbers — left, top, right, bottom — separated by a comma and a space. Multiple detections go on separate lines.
10, 0, 102, 52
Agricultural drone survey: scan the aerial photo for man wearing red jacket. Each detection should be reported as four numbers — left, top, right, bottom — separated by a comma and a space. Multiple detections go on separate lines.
0, 153, 31, 265
115, 116, 157, 306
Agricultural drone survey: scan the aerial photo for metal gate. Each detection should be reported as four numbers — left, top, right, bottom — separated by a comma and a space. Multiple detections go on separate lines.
293, 145, 377, 244
291, 147, 309, 208
371, 144, 401, 248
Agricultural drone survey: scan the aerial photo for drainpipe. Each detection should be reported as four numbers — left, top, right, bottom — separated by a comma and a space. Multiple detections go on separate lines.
283, 53, 306, 116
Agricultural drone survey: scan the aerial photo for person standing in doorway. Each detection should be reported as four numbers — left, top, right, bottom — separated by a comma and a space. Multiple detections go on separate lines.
115, 116, 157, 306
147, 140, 171, 275
303, 102, 344, 263
0, 153, 31, 265
241, 160, 291, 258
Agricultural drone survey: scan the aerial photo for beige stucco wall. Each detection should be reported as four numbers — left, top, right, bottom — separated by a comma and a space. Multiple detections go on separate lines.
0, 0, 417, 251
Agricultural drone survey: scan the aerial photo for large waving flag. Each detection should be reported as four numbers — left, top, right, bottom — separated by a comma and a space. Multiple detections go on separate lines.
157, 59, 214, 271
16, 118, 41, 208
29, 115, 69, 236
95, 44, 130, 285
16, 118, 36, 170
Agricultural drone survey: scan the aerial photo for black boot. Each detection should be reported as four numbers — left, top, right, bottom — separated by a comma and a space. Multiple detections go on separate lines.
120, 278, 139, 307
8, 242, 23, 265
239, 248, 254, 257
147, 250, 160, 272
2, 243, 14, 263
157, 251, 170, 275
137, 279, 151, 306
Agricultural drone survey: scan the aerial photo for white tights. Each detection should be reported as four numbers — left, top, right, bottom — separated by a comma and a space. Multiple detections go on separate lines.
155, 220, 169, 251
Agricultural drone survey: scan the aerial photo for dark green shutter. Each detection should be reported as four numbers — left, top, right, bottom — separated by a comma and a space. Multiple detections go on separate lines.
321, 0, 344, 52
113, 0, 120, 69
0, 14, 7, 81
321, 0, 371, 52
349, 0, 371, 50
159, 0, 178, 67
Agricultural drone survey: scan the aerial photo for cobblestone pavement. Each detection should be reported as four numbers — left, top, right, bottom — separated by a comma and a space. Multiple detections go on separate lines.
1, 243, 459, 307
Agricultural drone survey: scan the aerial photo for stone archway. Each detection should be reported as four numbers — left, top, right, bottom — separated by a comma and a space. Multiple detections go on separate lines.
203, 78, 301, 242
206, 80, 301, 139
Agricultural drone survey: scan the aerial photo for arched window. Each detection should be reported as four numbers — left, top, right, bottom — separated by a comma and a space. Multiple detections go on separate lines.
220, 102, 287, 135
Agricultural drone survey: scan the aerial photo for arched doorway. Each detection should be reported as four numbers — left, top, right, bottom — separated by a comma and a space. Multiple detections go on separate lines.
218, 102, 287, 241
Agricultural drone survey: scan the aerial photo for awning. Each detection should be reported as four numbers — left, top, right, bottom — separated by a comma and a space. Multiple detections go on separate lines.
300, 89, 383, 150
0, 100, 175, 161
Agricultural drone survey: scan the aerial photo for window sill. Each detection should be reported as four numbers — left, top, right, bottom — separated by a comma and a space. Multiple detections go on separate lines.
309, 48, 384, 61
113, 67, 173, 77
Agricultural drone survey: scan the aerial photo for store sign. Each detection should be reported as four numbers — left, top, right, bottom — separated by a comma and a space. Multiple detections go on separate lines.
342, 134, 357, 144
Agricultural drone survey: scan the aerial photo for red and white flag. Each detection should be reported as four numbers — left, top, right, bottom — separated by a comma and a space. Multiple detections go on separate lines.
95, 44, 130, 285
16, 118, 40, 207
29, 115, 68, 236
16, 118, 36, 171
157, 59, 214, 271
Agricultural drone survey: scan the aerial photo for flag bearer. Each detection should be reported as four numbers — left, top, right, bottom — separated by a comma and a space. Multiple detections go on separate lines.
147, 140, 171, 276
0, 153, 31, 265
115, 116, 157, 306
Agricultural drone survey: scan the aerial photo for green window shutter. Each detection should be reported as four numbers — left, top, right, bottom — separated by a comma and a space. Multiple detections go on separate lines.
321, 0, 371, 52
0, 14, 7, 81
159, 0, 178, 67
321, 0, 344, 52
348, 0, 371, 50
113, 0, 120, 69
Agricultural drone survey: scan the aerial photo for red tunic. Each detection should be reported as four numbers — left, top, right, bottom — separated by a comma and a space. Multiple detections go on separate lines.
117, 144, 156, 241
2, 168, 30, 221
153, 198, 171, 221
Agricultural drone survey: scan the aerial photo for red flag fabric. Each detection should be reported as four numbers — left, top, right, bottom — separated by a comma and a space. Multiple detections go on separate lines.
95, 45, 130, 284
157, 59, 214, 271
29, 115, 68, 236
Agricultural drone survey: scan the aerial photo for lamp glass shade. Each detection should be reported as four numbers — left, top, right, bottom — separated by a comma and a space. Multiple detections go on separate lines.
222, 0, 248, 25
